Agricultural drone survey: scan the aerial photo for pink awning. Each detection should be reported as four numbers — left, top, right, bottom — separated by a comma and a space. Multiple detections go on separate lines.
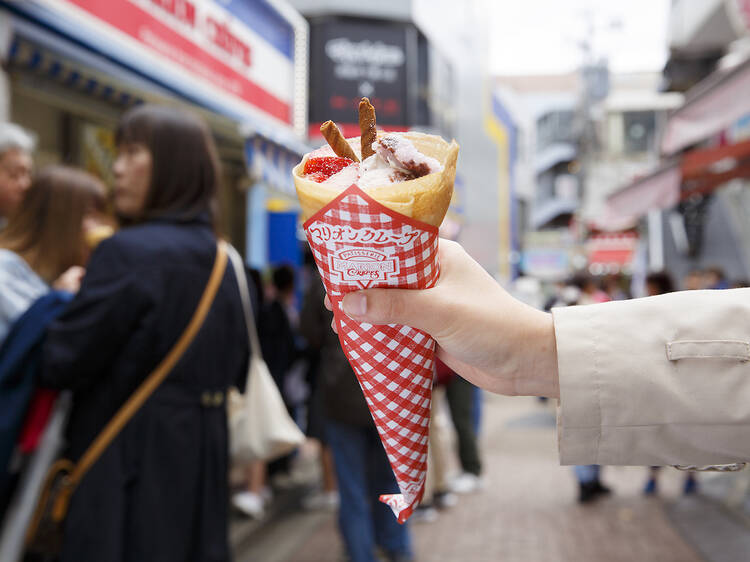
601, 163, 681, 228
661, 58, 750, 155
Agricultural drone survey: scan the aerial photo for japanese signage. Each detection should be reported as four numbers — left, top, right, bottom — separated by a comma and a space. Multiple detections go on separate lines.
22, 0, 299, 127
309, 19, 412, 136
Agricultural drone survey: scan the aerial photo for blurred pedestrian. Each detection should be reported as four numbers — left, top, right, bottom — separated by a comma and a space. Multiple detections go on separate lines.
682, 269, 705, 290
40, 105, 250, 562
232, 267, 273, 519
299, 277, 339, 512
704, 266, 729, 290
642, 271, 698, 496
574, 275, 610, 304
0, 166, 108, 530
603, 274, 629, 301
445, 372, 484, 494
302, 277, 413, 562
260, 264, 306, 487
0, 123, 34, 227
0, 166, 108, 344
414, 360, 458, 522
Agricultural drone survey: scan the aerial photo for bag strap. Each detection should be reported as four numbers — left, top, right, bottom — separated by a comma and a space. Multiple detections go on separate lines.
68, 240, 228, 487
226, 245, 262, 360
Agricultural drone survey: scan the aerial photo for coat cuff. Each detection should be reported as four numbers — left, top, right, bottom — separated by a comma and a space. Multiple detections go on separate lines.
552, 304, 601, 465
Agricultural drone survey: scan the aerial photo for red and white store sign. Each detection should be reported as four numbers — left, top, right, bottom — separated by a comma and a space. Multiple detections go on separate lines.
44, 0, 295, 125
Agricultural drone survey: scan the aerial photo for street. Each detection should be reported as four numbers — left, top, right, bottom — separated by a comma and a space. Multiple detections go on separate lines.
234, 393, 739, 562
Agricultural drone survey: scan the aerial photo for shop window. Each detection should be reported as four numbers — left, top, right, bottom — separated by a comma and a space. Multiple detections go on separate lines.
623, 110, 656, 154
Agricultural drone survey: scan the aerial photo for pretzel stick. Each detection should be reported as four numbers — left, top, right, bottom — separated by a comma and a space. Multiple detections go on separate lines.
359, 97, 377, 160
320, 121, 359, 162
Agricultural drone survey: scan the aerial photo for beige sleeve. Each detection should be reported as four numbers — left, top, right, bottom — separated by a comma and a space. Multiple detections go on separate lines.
552, 288, 750, 466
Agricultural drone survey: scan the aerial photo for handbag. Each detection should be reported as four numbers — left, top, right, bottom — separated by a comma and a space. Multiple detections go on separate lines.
23, 241, 229, 557
226, 246, 305, 463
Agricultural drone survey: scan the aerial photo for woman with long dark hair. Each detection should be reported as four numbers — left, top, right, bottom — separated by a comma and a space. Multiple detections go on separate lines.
41, 105, 249, 561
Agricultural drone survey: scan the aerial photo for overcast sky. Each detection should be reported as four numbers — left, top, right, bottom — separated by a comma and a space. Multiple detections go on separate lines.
487, 0, 671, 75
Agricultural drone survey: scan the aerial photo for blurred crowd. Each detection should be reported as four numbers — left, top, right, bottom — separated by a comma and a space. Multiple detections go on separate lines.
0, 111, 485, 562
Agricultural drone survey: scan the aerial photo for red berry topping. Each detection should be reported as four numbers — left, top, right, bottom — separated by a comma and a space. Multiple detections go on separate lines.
303, 156, 354, 182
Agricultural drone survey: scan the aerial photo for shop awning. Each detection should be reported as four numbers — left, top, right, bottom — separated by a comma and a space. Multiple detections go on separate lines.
602, 161, 681, 225
586, 233, 638, 272
603, 137, 750, 223
8, 31, 145, 109
244, 135, 309, 199
661, 57, 750, 155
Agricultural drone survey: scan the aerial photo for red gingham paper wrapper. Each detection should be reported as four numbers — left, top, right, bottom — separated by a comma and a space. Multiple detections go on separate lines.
303, 185, 439, 523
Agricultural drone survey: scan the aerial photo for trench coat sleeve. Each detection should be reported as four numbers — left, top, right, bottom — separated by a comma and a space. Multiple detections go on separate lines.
552, 287, 750, 467
41, 237, 151, 392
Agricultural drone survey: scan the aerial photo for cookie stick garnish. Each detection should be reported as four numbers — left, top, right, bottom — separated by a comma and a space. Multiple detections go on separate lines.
359, 97, 377, 160
320, 120, 359, 162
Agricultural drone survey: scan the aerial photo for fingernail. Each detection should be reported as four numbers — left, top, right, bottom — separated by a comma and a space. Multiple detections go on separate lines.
342, 292, 366, 317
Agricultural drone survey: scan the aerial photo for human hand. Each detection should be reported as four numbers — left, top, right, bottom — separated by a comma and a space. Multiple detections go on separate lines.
329, 240, 559, 398
53, 266, 86, 293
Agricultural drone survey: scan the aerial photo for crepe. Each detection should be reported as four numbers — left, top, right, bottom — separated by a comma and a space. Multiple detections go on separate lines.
294, 132, 459, 228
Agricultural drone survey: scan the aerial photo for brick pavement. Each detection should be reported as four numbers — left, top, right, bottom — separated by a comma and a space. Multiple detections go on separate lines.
238, 394, 707, 562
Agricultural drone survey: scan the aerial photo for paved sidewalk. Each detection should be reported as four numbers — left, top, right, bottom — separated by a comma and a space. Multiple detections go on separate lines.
235, 393, 741, 561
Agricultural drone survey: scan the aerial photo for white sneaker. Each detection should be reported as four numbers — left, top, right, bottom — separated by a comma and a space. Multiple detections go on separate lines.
410, 505, 439, 524
450, 473, 485, 494
232, 491, 265, 519
302, 490, 340, 511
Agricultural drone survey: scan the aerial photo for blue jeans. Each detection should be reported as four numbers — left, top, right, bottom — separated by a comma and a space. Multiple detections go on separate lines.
325, 420, 413, 562
573, 465, 601, 483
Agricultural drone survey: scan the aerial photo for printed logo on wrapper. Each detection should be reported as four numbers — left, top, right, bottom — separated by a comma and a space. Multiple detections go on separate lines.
329, 248, 399, 289
303, 185, 439, 523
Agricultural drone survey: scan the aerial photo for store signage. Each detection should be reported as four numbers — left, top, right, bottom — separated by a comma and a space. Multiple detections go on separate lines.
33, 0, 296, 125
309, 19, 411, 136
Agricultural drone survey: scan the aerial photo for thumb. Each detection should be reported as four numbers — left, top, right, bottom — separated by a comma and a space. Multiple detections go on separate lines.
341, 288, 441, 333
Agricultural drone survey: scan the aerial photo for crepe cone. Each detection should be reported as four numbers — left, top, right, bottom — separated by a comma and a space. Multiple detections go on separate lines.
295, 132, 459, 227
295, 133, 459, 522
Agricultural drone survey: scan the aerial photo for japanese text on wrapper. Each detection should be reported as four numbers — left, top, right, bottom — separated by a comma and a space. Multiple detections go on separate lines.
307, 224, 422, 246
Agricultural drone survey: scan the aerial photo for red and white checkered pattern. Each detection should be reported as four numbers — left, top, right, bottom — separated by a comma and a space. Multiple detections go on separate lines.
304, 185, 439, 523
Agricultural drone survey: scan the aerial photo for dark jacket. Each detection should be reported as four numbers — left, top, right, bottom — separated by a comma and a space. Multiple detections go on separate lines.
41, 217, 249, 562
259, 298, 299, 395
299, 280, 372, 427
0, 291, 71, 511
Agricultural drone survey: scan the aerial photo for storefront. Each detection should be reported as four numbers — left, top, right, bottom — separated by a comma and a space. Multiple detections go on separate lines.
0, 0, 308, 259
602, 57, 750, 281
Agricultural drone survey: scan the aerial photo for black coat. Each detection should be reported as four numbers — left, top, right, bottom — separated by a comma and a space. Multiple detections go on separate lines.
259, 299, 298, 394
299, 280, 372, 428
41, 217, 249, 562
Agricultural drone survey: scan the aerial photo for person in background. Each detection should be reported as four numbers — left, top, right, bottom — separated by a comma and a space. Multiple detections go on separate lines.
41, 105, 250, 562
641, 271, 698, 496
576, 275, 610, 304
0, 123, 35, 227
301, 278, 413, 562
682, 269, 705, 290
704, 266, 729, 290
299, 276, 339, 512
0, 166, 108, 525
260, 264, 306, 488
412, 359, 458, 522
0, 166, 108, 345
603, 274, 629, 301
232, 267, 273, 520
445, 369, 484, 494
